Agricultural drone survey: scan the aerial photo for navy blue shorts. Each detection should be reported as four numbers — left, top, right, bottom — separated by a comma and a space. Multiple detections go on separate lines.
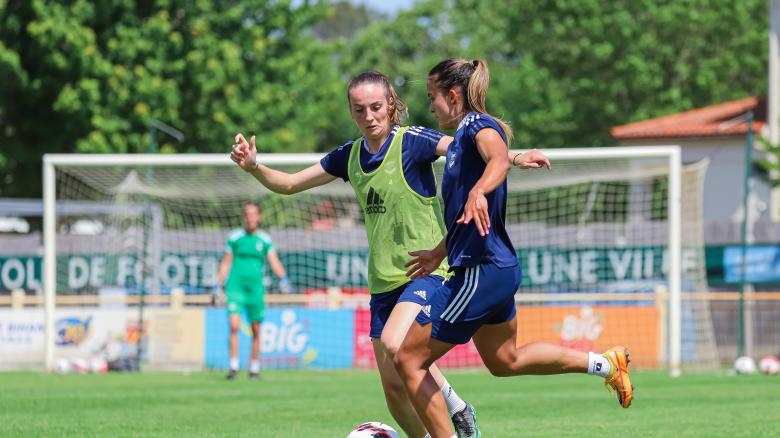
368, 275, 445, 339
416, 263, 521, 344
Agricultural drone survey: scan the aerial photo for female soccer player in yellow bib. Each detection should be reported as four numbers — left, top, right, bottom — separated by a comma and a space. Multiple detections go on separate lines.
230, 71, 548, 438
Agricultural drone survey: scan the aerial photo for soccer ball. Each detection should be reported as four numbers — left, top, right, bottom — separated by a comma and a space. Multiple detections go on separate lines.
347, 422, 399, 438
88, 357, 109, 373
734, 356, 757, 374
758, 355, 780, 375
54, 358, 72, 374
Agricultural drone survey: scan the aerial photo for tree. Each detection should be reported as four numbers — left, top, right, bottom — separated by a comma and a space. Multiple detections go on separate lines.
340, 0, 768, 148
758, 138, 780, 189
1, 0, 772, 198
0, 0, 348, 197
448, 0, 769, 147
334, 0, 460, 131
312, 1, 385, 41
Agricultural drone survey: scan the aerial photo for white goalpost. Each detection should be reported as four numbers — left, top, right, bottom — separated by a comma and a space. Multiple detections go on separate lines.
42, 146, 702, 375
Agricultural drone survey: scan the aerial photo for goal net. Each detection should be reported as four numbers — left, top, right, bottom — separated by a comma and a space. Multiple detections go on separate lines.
41, 147, 716, 373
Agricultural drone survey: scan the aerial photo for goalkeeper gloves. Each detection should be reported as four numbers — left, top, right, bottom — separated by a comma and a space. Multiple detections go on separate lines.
278, 276, 292, 294
211, 283, 225, 306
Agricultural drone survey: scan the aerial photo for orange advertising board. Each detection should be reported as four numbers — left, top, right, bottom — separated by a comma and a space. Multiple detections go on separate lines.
516, 305, 659, 368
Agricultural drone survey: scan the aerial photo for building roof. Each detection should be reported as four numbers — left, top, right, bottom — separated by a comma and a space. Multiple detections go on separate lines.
611, 96, 766, 140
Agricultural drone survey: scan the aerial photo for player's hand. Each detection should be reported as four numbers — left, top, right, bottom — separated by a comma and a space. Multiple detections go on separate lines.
211, 284, 225, 306
231, 133, 258, 172
278, 276, 292, 294
457, 188, 490, 237
405, 249, 444, 279
513, 149, 551, 170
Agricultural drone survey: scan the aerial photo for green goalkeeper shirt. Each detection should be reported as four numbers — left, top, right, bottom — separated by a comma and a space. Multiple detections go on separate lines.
225, 228, 274, 282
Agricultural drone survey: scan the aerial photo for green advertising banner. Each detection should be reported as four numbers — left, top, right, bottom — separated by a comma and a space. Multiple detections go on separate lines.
0, 245, 709, 293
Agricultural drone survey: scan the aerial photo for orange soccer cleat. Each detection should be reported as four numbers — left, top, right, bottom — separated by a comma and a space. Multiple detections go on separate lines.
603, 346, 633, 408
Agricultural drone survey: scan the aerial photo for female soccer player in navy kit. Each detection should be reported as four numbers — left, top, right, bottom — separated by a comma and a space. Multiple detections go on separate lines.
230, 70, 550, 438
395, 58, 633, 438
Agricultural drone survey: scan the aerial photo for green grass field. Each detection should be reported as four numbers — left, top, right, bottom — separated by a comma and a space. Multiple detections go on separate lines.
1, 369, 778, 437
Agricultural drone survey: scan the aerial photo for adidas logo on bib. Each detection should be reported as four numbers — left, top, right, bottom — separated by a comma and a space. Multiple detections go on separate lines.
365, 187, 387, 214
413, 290, 427, 300
422, 305, 431, 317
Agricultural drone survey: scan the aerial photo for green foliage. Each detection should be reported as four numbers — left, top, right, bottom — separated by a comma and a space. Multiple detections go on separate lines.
0, 0, 348, 196
433, 0, 768, 148
335, 0, 461, 131
313, 1, 384, 41
757, 137, 780, 187
0, 0, 771, 199
330, 0, 768, 149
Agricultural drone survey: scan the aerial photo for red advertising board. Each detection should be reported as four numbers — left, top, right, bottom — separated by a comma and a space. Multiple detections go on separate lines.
353, 308, 484, 369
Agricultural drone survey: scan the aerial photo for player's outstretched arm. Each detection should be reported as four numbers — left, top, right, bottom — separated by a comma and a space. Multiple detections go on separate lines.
434, 136, 551, 170
511, 149, 551, 170
231, 133, 337, 195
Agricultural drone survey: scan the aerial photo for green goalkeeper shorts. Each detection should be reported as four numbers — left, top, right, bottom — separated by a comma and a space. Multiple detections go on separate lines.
225, 279, 265, 322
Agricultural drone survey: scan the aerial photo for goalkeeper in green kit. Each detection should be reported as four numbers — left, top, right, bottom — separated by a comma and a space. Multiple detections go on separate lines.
214, 202, 291, 380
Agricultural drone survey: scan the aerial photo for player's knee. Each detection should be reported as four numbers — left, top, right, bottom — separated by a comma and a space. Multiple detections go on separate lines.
486, 365, 513, 377
392, 348, 414, 376
391, 350, 407, 374
485, 353, 522, 377
380, 336, 400, 359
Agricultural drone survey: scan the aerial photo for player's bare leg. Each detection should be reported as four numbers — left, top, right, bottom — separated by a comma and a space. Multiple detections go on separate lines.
383, 302, 479, 437
394, 321, 456, 438
372, 339, 428, 438
471, 317, 633, 407
249, 321, 261, 380
471, 317, 588, 376
227, 314, 241, 380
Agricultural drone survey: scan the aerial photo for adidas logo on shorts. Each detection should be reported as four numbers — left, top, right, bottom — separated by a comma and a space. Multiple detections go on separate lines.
365, 187, 386, 214
422, 305, 431, 317
413, 290, 427, 300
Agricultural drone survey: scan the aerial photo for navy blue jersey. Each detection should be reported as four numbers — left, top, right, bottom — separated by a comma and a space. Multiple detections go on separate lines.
320, 125, 443, 197
441, 112, 517, 268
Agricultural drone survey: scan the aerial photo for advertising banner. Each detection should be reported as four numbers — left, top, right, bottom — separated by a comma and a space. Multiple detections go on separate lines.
516, 305, 658, 368
0, 308, 204, 369
0, 245, 703, 293
205, 307, 353, 369
0, 308, 137, 368
146, 309, 204, 368
723, 246, 780, 283
352, 308, 484, 369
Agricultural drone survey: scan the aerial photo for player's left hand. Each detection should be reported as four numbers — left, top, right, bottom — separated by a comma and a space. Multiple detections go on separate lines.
513, 149, 551, 170
457, 189, 490, 237
278, 276, 292, 294
211, 285, 226, 306
405, 249, 444, 279
231, 133, 258, 171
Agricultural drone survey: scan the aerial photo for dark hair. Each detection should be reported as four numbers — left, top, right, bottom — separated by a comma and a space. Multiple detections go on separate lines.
428, 58, 513, 144
347, 71, 408, 125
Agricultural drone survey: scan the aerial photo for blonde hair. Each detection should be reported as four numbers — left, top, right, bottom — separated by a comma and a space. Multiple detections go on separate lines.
428, 58, 513, 145
347, 71, 408, 125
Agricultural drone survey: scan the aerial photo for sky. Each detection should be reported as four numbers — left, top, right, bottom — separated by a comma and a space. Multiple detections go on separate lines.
349, 0, 417, 15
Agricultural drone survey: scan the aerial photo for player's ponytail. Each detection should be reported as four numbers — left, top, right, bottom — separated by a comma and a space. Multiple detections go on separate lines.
428, 58, 513, 145
347, 71, 409, 125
